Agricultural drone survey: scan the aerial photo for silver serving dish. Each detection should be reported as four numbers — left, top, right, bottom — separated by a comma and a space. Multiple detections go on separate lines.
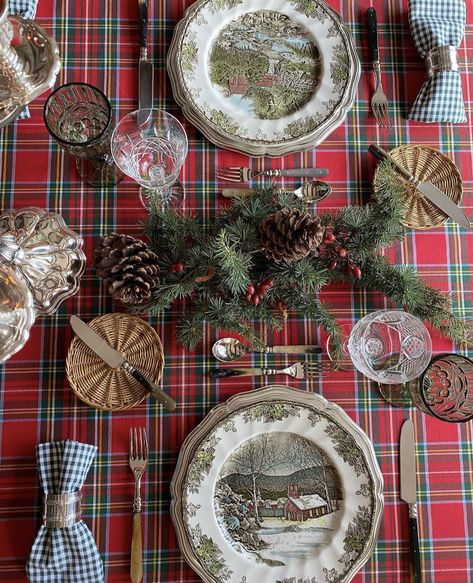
0, 264, 35, 362
0, 207, 86, 315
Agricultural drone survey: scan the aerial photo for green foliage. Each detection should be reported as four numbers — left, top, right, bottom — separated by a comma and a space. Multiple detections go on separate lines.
209, 45, 269, 87
137, 171, 471, 353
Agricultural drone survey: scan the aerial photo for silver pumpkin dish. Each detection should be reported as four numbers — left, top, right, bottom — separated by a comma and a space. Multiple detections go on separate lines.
0, 207, 86, 315
0, 265, 35, 363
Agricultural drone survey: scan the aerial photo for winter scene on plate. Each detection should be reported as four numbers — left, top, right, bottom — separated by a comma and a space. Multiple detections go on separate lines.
209, 10, 322, 120
214, 431, 343, 567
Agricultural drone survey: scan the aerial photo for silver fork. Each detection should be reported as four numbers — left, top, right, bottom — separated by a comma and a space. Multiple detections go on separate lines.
367, 8, 391, 128
129, 427, 148, 583
217, 167, 329, 183
209, 361, 335, 379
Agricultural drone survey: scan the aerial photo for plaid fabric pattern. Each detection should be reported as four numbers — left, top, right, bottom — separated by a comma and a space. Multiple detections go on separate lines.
408, 0, 467, 123
26, 442, 104, 583
7, 0, 39, 120
0, 1, 472, 582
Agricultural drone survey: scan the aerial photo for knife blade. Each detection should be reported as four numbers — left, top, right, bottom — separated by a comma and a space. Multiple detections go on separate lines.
138, 0, 153, 124
369, 144, 470, 229
400, 419, 422, 583
70, 316, 176, 411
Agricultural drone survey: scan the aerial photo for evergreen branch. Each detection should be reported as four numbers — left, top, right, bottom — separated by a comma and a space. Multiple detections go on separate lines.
214, 230, 252, 295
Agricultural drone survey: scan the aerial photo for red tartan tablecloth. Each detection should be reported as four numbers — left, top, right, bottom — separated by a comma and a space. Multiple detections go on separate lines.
0, 1, 472, 582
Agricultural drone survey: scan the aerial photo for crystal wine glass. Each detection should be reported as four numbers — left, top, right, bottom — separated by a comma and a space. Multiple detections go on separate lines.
327, 310, 432, 396
111, 109, 188, 208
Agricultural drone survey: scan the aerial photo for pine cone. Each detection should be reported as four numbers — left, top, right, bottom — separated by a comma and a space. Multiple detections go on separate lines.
260, 208, 325, 263
94, 233, 160, 306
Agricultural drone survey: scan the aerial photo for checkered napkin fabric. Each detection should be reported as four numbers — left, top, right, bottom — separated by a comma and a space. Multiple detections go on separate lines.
26, 441, 104, 583
8, 0, 39, 119
408, 0, 466, 123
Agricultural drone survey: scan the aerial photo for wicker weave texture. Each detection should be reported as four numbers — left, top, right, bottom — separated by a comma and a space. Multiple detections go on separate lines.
66, 313, 164, 411
375, 145, 463, 230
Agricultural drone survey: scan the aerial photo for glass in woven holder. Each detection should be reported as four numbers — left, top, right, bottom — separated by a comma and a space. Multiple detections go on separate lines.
111, 108, 188, 209
43, 82, 124, 187
401, 354, 473, 422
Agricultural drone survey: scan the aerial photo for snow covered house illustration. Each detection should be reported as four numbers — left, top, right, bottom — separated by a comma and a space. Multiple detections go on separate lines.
284, 483, 329, 522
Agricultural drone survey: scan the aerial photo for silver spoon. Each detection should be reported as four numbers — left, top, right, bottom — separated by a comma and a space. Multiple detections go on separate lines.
221, 180, 332, 202
212, 337, 323, 363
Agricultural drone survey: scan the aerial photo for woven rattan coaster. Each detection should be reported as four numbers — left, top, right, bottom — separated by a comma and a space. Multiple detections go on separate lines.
374, 144, 463, 230
66, 313, 164, 411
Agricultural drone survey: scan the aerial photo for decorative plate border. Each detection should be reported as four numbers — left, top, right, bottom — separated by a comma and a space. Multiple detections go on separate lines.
167, 0, 360, 156
171, 386, 384, 583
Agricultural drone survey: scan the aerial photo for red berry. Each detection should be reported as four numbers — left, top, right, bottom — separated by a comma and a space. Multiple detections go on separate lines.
245, 292, 253, 302
261, 277, 274, 288
169, 264, 176, 273
175, 262, 185, 272
339, 247, 347, 258
324, 233, 336, 243
352, 266, 362, 279
252, 294, 260, 306
247, 283, 255, 295
328, 260, 338, 269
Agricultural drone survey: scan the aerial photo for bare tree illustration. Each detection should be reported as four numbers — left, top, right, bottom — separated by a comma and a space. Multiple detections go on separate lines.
284, 434, 334, 512
225, 434, 283, 524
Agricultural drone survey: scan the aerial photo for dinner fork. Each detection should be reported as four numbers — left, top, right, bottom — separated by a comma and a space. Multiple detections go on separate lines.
217, 166, 329, 183
129, 427, 148, 583
209, 361, 334, 379
367, 7, 391, 128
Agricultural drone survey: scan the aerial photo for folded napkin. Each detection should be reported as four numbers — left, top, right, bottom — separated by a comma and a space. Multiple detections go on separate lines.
26, 441, 104, 583
408, 0, 466, 123
8, 0, 39, 119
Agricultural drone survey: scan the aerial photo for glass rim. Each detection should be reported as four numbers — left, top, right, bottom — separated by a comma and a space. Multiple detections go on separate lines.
419, 352, 473, 423
43, 82, 113, 148
112, 107, 189, 155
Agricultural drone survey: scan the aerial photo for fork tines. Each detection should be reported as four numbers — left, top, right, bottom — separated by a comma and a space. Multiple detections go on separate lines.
372, 100, 391, 128
217, 167, 251, 182
302, 361, 334, 377
129, 427, 148, 461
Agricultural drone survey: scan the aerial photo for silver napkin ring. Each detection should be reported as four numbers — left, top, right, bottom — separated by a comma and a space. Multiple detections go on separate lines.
425, 46, 458, 78
43, 491, 82, 528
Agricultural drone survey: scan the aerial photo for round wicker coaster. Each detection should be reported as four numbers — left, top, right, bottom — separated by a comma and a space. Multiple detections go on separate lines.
66, 313, 164, 411
374, 145, 463, 230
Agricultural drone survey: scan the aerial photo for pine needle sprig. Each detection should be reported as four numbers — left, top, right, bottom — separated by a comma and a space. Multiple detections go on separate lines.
214, 230, 253, 295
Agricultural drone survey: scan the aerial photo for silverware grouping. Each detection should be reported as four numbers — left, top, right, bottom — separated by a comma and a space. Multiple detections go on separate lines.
367, 8, 391, 128
129, 427, 149, 583
221, 180, 333, 202
217, 166, 329, 183
209, 361, 335, 379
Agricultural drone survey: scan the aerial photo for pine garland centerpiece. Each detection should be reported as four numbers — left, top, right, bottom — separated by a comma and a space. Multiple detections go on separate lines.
94, 162, 471, 355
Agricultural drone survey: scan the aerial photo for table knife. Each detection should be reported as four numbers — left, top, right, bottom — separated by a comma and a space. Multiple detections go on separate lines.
400, 418, 422, 583
70, 315, 176, 411
369, 144, 470, 229
138, 0, 153, 124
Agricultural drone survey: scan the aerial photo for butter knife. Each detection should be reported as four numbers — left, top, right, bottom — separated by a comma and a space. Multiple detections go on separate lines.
400, 419, 422, 583
138, 0, 153, 124
369, 144, 470, 229
70, 316, 176, 411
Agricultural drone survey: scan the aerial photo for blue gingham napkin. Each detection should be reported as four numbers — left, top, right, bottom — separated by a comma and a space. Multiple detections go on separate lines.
8, 0, 39, 119
408, 0, 466, 123
26, 441, 104, 583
